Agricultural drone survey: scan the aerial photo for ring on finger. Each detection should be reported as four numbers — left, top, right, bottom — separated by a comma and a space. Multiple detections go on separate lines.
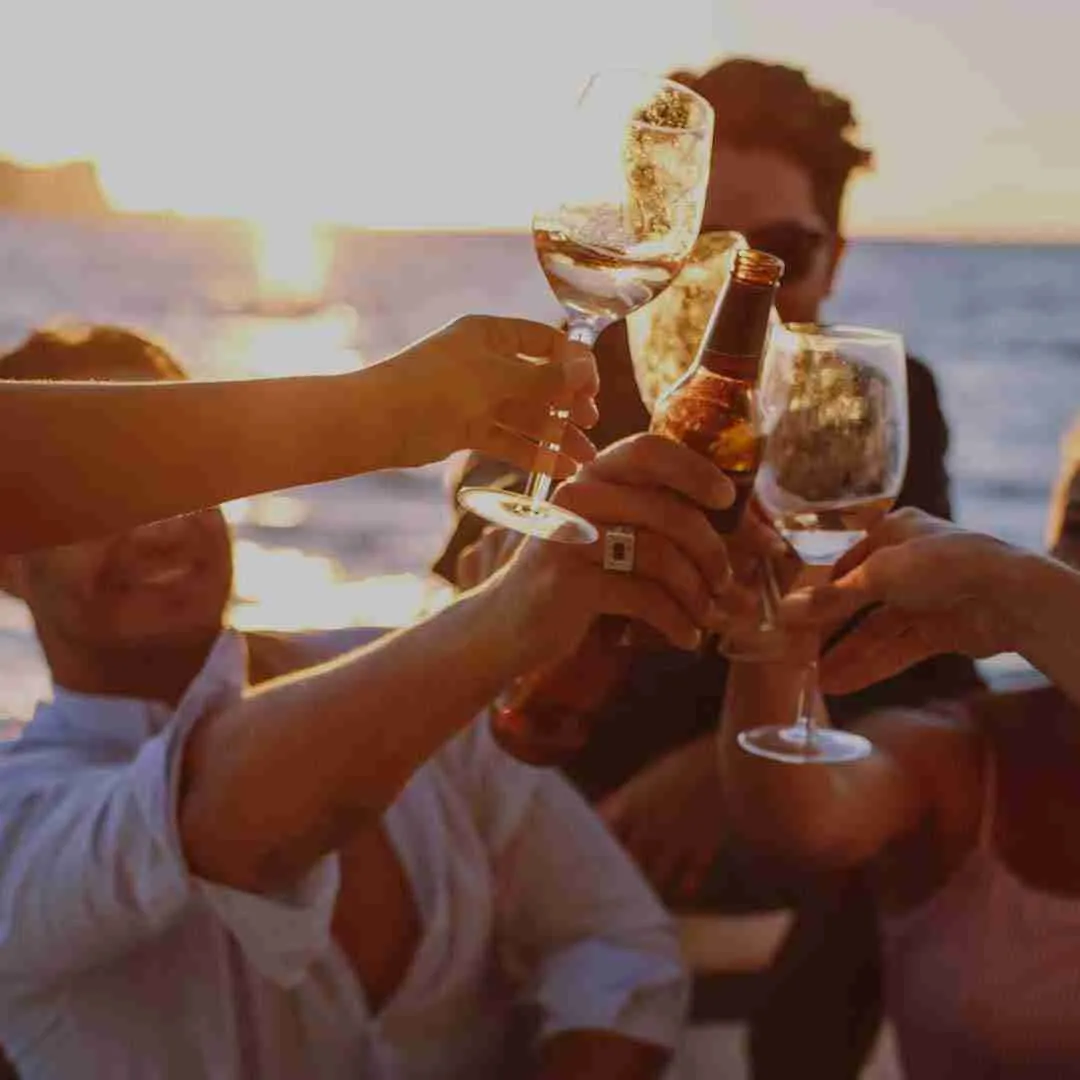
603, 525, 637, 573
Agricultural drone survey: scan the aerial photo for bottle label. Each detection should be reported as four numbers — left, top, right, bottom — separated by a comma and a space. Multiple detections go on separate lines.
701, 348, 759, 381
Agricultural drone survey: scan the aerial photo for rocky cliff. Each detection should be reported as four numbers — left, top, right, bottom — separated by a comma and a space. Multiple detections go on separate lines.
0, 158, 110, 216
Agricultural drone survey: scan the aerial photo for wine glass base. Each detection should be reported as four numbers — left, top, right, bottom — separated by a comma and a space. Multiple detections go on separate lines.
457, 487, 599, 545
737, 725, 872, 765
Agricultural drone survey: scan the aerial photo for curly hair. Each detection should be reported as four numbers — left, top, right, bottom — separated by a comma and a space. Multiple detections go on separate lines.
0, 324, 187, 383
670, 58, 873, 230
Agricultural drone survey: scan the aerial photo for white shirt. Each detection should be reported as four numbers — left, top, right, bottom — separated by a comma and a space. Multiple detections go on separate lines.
0, 631, 688, 1078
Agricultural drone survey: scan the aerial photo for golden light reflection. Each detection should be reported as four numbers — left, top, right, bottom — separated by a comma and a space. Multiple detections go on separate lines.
211, 306, 363, 378
228, 539, 454, 631
252, 220, 331, 301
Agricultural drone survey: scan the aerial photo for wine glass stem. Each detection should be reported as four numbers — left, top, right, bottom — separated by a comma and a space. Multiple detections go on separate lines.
794, 656, 821, 747
524, 319, 602, 511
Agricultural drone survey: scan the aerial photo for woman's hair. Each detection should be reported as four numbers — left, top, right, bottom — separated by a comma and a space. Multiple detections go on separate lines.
670, 58, 873, 231
1047, 413, 1080, 551
0, 324, 187, 383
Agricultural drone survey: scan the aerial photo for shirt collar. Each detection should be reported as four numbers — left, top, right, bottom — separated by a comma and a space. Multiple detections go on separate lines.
27, 630, 248, 753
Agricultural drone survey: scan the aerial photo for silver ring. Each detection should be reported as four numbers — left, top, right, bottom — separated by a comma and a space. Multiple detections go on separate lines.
603, 525, 637, 573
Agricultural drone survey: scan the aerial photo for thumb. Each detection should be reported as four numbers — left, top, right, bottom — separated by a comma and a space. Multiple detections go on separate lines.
779, 566, 877, 629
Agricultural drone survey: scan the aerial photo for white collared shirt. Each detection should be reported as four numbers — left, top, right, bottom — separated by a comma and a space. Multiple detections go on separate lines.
0, 631, 687, 1078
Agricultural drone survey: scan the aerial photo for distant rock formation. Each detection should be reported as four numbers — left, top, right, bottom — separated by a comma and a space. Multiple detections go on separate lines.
0, 158, 110, 217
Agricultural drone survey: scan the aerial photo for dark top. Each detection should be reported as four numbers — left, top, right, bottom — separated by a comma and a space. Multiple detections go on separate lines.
435, 322, 984, 800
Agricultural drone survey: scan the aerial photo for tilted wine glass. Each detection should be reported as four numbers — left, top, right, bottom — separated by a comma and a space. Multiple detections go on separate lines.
458, 70, 714, 543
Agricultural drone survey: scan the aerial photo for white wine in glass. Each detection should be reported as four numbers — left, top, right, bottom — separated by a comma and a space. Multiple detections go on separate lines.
739, 324, 909, 764
626, 229, 750, 413
459, 70, 714, 544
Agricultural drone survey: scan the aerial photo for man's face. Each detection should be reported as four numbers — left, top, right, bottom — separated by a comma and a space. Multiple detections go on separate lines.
700, 143, 841, 324
2, 510, 232, 654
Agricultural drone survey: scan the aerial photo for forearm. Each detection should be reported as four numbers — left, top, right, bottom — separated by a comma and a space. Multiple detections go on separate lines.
535, 1031, 669, 1080
0, 361, 415, 553
997, 547, 1080, 705
180, 578, 532, 892
719, 662, 867, 864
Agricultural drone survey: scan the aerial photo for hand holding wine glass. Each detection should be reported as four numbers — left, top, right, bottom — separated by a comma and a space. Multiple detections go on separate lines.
459, 70, 714, 544
738, 324, 909, 764
392, 314, 599, 472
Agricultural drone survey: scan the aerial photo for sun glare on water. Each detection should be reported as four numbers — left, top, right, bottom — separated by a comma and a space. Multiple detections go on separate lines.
206, 220, 363, 379
252, 220, 331, 301
228, 538, 454, 632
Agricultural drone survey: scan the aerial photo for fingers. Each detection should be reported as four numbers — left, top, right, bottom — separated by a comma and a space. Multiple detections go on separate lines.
475, 422, 593, 478
779, 565, 878, 631
587, 527, 716, 627
470, 315, 598, 390
492, 398, 598, 454
474, 318, 599, 403
818, 606, 933, 693
587, 434, 735, 512
601, 795, 718, 902
829, 507, 945, 580
555, 479, 731, 594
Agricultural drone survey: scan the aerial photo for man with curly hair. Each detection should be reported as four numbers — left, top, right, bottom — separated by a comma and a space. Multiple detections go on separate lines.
438, 57, 982, 1078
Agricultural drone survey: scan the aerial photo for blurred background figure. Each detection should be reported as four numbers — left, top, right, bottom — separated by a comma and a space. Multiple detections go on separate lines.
717, 412, 1080, 1079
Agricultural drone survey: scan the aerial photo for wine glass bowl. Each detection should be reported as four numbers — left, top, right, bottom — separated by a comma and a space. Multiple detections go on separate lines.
459, 71, 715, 544
756, 324, 909, 564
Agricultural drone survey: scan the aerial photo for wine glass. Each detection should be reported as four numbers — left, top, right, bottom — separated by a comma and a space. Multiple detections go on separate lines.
459, 70, 714, 543
738, 324, 909, 764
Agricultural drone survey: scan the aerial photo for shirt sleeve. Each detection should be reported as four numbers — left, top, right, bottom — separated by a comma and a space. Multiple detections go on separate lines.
0, 679, 337, 989
454, 719, 689, 1050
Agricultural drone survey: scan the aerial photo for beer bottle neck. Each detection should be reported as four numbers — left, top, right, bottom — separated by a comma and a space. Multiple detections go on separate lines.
699, 278, 777, 381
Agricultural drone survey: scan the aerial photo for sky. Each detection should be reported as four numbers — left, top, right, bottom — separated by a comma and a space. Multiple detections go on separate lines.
1, 0, 1076, 238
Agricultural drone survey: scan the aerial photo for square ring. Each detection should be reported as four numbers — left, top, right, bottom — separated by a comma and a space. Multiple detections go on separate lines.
603, 526, 637, 573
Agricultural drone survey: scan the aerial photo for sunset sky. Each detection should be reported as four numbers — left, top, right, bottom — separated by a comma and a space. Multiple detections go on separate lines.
2, 0, 1076, 239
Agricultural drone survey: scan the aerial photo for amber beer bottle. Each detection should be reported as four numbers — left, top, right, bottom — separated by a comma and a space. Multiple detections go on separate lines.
490, 249, 784, 767
650, 247, 784, 532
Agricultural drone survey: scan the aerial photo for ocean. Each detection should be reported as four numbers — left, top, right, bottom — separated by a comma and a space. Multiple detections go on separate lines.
0, 213, 1077, 719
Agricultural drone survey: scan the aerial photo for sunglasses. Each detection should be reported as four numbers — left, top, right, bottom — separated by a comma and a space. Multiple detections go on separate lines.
709, 222, 830, 285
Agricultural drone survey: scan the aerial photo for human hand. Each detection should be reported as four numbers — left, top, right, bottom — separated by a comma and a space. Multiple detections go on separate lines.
387, 315, 599, 471
598, 736, 726, 903
491, 433, 740, 669
707, 499, 804, 660
780, 508, 1017, 692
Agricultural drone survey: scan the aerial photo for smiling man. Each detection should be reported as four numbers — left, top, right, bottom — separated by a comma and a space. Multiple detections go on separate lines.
0, 327, 700, 1079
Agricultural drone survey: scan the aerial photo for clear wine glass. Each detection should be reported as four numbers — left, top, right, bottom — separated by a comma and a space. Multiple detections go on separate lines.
459, 70, 714, 543
738, 324, 909, 764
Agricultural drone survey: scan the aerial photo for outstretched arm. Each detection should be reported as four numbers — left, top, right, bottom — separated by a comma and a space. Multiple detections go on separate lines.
0, 316, 598, 553
180, 435, 735, 894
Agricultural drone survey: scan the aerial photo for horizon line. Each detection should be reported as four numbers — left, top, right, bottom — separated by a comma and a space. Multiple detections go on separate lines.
2, 205, 1078, 245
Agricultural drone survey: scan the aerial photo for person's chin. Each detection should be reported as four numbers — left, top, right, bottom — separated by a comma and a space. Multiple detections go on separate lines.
109, 601, 225, 650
